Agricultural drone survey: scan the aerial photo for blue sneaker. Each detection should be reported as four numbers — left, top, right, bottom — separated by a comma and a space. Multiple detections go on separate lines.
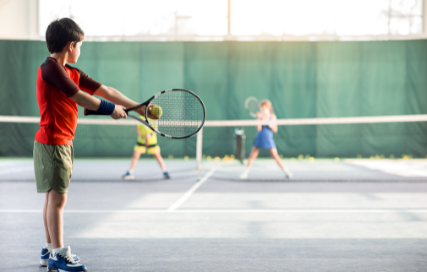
122, 170, 135, 180
40, 247, 80, 267
47, 246, 86, 272
163, 171, 170, 179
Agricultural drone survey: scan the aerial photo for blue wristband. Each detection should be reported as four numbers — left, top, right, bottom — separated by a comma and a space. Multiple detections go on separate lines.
97, 100, 115, 115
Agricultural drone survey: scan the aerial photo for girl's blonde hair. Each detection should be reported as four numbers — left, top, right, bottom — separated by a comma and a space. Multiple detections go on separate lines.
260, 99, 274, 114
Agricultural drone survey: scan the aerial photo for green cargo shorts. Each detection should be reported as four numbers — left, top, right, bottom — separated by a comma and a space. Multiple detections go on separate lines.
33, 141, 74, 194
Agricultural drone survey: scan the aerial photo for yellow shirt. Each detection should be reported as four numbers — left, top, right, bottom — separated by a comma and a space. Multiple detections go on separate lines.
137, 117, 158, 145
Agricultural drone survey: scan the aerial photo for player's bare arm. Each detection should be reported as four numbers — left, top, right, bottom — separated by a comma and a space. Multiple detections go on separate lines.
270, 114, 278, 133
71, 90, 126, 119
94, 85, 159, 119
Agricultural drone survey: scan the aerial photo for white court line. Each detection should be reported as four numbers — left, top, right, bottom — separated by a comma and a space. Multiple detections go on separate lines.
167, 168, 216, 212
1, 209, 427, 213
0, 167, 33, 175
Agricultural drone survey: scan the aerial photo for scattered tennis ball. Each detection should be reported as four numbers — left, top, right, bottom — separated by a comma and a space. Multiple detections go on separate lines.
390, 154, 394, 159
298, 154, 303, 160
184, 156, 189, 160
334, 157, 339, 162
215, 157, 220, 162
207, 156, 212, 160
309, 157, 314, 162
150, 105, 163, 119
168, 155, 173, 159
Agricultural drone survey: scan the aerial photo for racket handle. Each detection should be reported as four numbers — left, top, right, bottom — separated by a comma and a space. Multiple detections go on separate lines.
84, 108, 110, 116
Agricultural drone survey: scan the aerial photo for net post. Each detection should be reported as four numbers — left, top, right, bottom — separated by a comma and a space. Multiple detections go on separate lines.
196, 128, 203, 170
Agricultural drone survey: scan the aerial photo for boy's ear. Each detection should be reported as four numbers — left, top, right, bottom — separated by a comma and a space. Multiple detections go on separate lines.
66, 41, 74, 52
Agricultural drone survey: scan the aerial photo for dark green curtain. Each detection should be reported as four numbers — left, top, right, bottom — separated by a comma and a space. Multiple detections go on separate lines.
1, 40, 427, 158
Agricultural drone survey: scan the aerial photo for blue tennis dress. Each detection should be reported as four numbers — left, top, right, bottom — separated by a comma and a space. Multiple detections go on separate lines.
253, 125, 276, 149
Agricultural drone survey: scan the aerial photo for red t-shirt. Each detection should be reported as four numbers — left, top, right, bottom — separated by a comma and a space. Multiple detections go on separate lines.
35, 57, 101, 145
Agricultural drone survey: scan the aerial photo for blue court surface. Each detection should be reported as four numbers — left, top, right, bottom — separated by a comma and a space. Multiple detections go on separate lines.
1, 160, 427, 271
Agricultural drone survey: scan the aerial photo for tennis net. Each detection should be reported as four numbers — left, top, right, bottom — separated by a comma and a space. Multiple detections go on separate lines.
1, 115, 427, 181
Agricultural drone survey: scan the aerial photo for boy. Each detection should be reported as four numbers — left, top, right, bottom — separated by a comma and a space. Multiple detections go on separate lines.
35, 18, 155, 272
122, 117, 170, 179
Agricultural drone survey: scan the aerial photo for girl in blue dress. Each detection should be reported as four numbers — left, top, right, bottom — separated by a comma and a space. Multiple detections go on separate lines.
240, 100, 293, 179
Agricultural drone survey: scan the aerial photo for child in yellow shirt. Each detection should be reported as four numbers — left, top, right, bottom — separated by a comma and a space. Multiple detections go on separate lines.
122, 117, 169, 179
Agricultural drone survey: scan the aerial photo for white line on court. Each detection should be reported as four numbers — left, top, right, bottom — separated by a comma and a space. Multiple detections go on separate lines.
1, 209, 427, 213
167, 168, 216, 212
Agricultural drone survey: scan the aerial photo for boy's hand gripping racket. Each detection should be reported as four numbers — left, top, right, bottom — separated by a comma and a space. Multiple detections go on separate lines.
84, 89, 206, 139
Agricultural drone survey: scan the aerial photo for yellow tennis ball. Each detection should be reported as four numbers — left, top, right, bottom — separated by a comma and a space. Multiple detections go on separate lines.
150, 105, 162, 118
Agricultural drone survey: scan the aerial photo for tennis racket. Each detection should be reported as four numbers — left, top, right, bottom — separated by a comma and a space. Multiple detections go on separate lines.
244, 96, 260, 118
85, 89, 206, 139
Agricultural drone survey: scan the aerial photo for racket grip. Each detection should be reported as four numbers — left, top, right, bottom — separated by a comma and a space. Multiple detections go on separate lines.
84, 108, 110, 116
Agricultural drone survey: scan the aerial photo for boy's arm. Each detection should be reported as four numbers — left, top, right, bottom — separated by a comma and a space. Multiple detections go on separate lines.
95, 85, 157, 118
95, 85, 142, 112
71, 91, 127, 119
136, 127, 142, 137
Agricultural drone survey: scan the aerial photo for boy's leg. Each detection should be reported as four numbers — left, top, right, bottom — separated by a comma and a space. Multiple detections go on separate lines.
40, 192, 52, 266
123, 150, 141, 179
129, 150, 142, 172
150, 146, 170, 179
43, 192, 51, 244
153, 152, 166, 171
47, 190, 67, 249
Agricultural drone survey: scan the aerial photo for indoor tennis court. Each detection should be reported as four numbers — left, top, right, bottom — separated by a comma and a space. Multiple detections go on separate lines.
1, 0, 427, 271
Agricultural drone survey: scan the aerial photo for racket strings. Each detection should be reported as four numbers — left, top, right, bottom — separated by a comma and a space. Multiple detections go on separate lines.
245, 97, 260, 118
151, 90, 204, 137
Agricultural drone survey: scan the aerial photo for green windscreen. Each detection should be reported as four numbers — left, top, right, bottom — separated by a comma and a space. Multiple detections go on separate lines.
1, 40, 427, 157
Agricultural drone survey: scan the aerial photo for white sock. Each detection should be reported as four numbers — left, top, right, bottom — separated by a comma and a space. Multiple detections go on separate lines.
243, 168, 250, 174
129, 170, 134, 174
45, 243, 52, 249
53, 247, 63, 254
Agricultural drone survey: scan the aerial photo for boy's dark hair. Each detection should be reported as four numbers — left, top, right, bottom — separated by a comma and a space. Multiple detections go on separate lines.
46, 18, 84, 53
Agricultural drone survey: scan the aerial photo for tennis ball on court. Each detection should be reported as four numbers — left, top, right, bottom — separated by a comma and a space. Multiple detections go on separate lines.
150, 105, 163, 119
